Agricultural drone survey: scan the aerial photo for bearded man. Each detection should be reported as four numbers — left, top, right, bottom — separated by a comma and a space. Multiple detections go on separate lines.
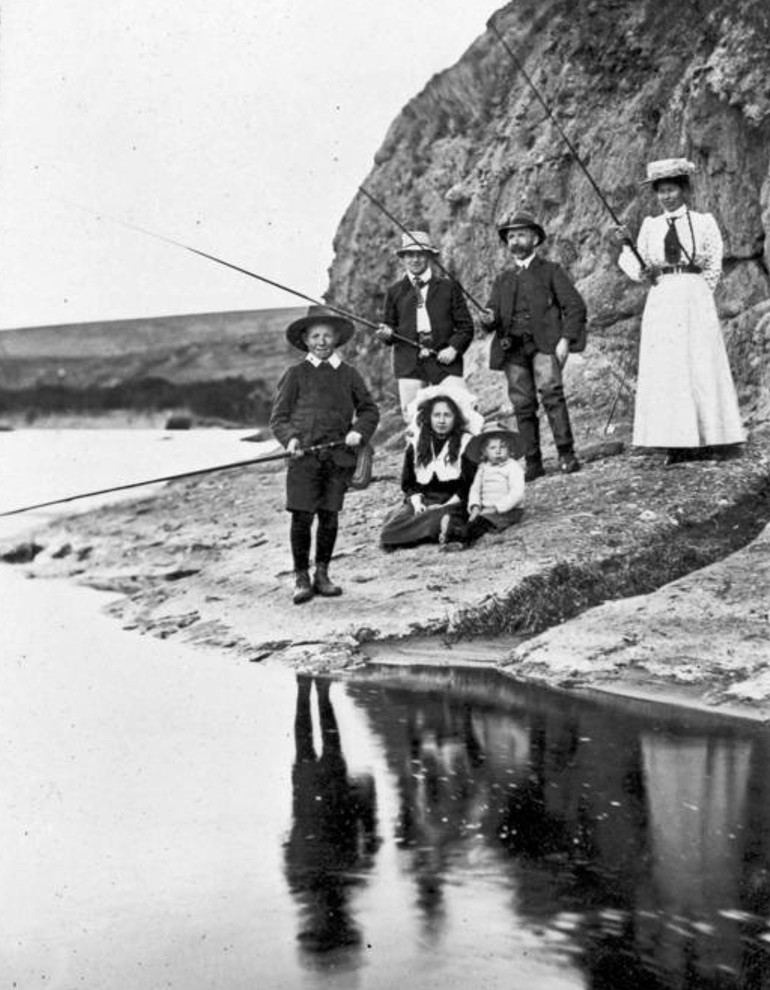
481, 211, 586, 482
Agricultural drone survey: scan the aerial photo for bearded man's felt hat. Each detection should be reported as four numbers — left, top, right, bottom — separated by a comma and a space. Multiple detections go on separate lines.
497, 211, 546, 246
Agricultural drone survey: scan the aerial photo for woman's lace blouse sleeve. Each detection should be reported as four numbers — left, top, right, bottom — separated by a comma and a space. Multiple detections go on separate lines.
618, 217, 651, 282
696, 212, 723, 293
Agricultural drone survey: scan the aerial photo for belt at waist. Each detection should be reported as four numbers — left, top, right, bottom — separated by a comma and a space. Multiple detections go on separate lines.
658, 264, 702, 275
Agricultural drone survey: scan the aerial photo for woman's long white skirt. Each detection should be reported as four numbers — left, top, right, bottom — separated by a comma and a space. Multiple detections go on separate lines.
633, 274, 745, 448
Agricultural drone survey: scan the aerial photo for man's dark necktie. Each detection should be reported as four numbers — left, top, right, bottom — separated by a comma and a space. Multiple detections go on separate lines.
413, 279, 424, 307
664, 219, 682, 264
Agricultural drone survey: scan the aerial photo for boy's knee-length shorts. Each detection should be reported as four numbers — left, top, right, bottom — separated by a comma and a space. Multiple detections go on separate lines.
286, 451, 354, 513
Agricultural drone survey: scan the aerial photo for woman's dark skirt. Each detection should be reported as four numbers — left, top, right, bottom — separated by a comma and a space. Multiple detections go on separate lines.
380, 496, 466, 548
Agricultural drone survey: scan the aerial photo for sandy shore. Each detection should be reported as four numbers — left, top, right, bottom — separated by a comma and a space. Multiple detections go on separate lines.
4, 409, 769, 719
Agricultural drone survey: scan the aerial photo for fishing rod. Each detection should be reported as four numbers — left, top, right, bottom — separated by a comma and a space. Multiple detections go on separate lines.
65, 203, 432, 355
488, 14, 643, 429
0, 441, 341, 518
358, 185, 487, 312
487, 15, 648, 273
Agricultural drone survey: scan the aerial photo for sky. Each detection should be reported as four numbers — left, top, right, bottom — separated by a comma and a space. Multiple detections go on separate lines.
0, 0, 501, 331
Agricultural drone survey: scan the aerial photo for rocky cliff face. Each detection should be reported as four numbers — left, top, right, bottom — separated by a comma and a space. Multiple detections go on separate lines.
328, 0, 770, 428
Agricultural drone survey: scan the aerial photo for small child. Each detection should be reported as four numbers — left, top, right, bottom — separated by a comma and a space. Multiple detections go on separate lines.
270, 306, 380, 604
463, 422, 525, 544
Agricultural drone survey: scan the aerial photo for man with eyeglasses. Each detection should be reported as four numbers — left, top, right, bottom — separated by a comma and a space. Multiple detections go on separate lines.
376, 230, 474, 422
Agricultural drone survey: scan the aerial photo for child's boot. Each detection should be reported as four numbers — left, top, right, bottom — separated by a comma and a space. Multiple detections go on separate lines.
293, 570, 314, 605
313, 562, 342, 597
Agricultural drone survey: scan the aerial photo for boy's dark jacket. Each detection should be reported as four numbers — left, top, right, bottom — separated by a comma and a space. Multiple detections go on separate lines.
486, 256, 587, 370
382, 274, 474, 380
270, 361, 379, 468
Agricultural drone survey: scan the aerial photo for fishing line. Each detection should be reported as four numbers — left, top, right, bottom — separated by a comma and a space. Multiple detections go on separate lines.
0, 441, 340, 517
487, 15, 648, 274
57, 200, 432, 354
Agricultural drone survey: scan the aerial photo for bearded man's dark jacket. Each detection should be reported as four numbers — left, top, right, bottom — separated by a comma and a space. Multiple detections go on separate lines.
382, 274, 474, 381
486, 256, 587, 370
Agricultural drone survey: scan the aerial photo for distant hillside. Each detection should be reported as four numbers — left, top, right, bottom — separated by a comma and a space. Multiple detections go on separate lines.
0, 307, 309, 427
0, 307, 304, 391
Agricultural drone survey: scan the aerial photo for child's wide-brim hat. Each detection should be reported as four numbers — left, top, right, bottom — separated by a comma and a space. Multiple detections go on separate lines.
407, 379, 484, 435
642, 158, 697, 185
465, 421, 524, 463
395, 230, 440, 256
497, 210, 547, 246
286, 305, 355, 351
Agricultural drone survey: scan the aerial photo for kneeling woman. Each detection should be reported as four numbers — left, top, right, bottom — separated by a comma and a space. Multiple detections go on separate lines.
380, 384, 482, 549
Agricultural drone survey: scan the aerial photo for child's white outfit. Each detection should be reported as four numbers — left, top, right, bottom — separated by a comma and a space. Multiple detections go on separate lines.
468, 458, 525, 530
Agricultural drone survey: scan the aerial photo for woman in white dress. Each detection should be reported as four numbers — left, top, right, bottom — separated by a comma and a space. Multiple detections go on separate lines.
613, 158, 745, 464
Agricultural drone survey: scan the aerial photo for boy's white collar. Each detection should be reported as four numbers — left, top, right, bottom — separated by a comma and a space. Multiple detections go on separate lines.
306, 352, 341, 368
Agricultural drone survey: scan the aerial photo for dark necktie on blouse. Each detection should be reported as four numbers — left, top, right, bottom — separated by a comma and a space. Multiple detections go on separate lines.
664, 218, 682, 264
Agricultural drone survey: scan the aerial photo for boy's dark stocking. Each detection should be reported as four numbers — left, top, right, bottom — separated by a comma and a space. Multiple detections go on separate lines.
290, 510, 314, 571
314, 509, 339, 564
313, 509, 342, 596
290, 511, 314, 604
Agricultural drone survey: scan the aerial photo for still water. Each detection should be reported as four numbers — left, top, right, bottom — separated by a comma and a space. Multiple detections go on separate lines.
0, 428, 273, 522
3, 567, 770, 990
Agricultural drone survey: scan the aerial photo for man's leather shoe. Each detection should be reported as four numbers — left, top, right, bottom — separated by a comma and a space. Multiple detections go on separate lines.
559, 453, 581, 474
524, 460, 545, 483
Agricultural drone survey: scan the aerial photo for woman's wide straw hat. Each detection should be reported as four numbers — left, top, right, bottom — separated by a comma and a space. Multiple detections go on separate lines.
407, 379, 484, 435
395, 230, 440, 256
285, 305, 355, 351
465, 420, 524, 463
642, 157, 697, 185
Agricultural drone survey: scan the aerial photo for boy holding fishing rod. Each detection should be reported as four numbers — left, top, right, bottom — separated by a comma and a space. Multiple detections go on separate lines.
270, 306, 380, 605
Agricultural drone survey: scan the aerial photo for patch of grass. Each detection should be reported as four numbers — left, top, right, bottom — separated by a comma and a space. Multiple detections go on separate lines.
449, 475, 770, 639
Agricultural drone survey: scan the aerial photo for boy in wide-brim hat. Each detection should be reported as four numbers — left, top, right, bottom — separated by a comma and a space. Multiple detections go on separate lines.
270, 305, 379, 604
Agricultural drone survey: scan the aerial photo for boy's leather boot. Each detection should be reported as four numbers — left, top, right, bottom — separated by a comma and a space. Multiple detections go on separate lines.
313, 563, 342, 597
293, 570, 313, 605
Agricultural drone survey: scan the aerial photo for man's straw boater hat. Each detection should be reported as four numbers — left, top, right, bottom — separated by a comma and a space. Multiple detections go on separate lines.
465, 420, 525, 463
395, 230, 440, 256
285, 305, 355, 351
497, 210, 546, 246
642, 158, 697, 185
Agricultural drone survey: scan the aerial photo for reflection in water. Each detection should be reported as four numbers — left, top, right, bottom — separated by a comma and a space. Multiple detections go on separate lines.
283, 675, 380, 971
335, 672, 770, 989
639, 735, 753, 982
394, 703, 491, 938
